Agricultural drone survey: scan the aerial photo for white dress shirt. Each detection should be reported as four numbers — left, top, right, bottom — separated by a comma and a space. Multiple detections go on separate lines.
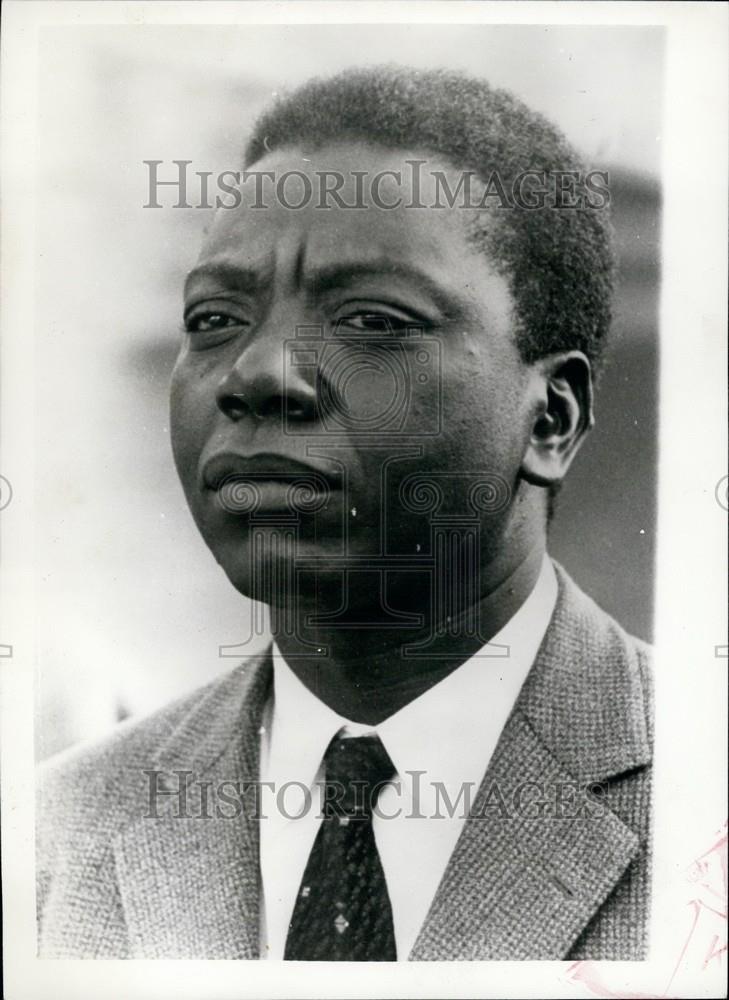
258, 555, 558, 960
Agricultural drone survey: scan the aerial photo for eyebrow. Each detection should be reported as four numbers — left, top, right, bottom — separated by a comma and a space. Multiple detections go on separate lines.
301, 261, 459, 313
184, 261, 265, 298
184, 257, 462, 315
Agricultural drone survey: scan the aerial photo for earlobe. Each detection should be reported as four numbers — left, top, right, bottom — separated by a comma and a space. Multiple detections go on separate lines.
521, 351, 594, 489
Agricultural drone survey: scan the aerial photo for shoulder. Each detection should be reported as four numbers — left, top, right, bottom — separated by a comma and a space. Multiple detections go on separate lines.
36, 649, 272, 943
551, 559, 653, 692
37, 652, 269, 856
524, 560, 654, 780
40, 667, 227, 805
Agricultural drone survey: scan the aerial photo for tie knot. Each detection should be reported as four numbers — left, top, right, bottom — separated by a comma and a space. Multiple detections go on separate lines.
322, 734, 396, 818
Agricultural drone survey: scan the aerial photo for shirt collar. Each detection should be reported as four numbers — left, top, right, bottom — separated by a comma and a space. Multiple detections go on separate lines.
263, 652, 351, 794
265, 555, 557, 796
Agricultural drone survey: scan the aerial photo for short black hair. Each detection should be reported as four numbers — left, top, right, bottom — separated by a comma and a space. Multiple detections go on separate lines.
244, 65, 615, 369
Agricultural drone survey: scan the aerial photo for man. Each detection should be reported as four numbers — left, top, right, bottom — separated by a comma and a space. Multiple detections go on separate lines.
37, 66, 653, 961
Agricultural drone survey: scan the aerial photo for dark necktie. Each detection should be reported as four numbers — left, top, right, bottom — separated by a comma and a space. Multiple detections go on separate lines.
284, 733, 397, 961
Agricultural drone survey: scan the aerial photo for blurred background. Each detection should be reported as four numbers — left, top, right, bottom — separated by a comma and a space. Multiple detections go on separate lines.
35, 24, 663, 759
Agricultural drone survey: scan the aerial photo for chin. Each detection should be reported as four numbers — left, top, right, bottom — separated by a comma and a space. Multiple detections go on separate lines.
211, 532, 339, 605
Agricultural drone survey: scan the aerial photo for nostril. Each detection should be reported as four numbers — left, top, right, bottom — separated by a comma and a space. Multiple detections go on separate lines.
218, 388, 315, 423
281, 396, 310, 421
220, 392, 251, 421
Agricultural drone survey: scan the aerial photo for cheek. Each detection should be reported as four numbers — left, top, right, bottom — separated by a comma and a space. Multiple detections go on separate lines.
169, 362, 210, 487
439, 348, 530, 467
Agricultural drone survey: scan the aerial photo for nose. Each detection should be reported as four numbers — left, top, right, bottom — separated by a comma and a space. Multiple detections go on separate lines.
215, 324, 317, 424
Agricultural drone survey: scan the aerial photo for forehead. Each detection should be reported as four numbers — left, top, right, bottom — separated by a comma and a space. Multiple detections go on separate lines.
196, 143, 496, 282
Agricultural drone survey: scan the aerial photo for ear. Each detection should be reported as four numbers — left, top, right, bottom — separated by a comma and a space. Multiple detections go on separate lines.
520, 351, 594, 488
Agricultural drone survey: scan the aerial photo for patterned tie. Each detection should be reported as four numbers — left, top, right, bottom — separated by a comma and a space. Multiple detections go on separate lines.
284, 733, 397, 961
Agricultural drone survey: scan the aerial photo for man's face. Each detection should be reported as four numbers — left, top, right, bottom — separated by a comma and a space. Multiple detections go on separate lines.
170, 144, 536, 605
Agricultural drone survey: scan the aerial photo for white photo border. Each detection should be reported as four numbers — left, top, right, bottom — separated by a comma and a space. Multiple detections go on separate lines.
1, 2, 726, 998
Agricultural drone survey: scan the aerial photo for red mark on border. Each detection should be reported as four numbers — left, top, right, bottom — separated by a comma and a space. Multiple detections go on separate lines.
566, 819, 727, 999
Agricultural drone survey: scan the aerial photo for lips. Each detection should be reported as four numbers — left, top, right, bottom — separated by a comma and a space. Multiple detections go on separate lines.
200, 450, 342, 514
201, 451, 342, 491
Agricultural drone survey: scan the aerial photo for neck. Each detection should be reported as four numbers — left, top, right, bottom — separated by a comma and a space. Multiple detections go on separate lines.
272, 542, 547, 724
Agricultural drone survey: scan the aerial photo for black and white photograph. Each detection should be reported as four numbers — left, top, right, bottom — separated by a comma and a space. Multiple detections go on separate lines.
1, 2, 726, 998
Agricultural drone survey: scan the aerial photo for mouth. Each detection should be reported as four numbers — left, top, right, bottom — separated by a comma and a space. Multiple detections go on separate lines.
200, 451, 342, 515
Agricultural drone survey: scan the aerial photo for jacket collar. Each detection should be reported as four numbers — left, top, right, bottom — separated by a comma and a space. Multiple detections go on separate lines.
516, 560, 651, 783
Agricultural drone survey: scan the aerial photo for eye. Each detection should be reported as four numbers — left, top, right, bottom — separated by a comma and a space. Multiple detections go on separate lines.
185, 311, 244, 334
181, 305, 253, 350
335, 310, 419, 336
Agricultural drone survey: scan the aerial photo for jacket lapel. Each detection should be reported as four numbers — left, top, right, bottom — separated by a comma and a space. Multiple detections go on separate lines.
410, 562, 651, 960
409, 709, 641, 960
112, 652, 272, 959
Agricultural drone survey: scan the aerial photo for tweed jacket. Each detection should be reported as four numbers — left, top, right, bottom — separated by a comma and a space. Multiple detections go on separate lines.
37, 562, 653, 960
